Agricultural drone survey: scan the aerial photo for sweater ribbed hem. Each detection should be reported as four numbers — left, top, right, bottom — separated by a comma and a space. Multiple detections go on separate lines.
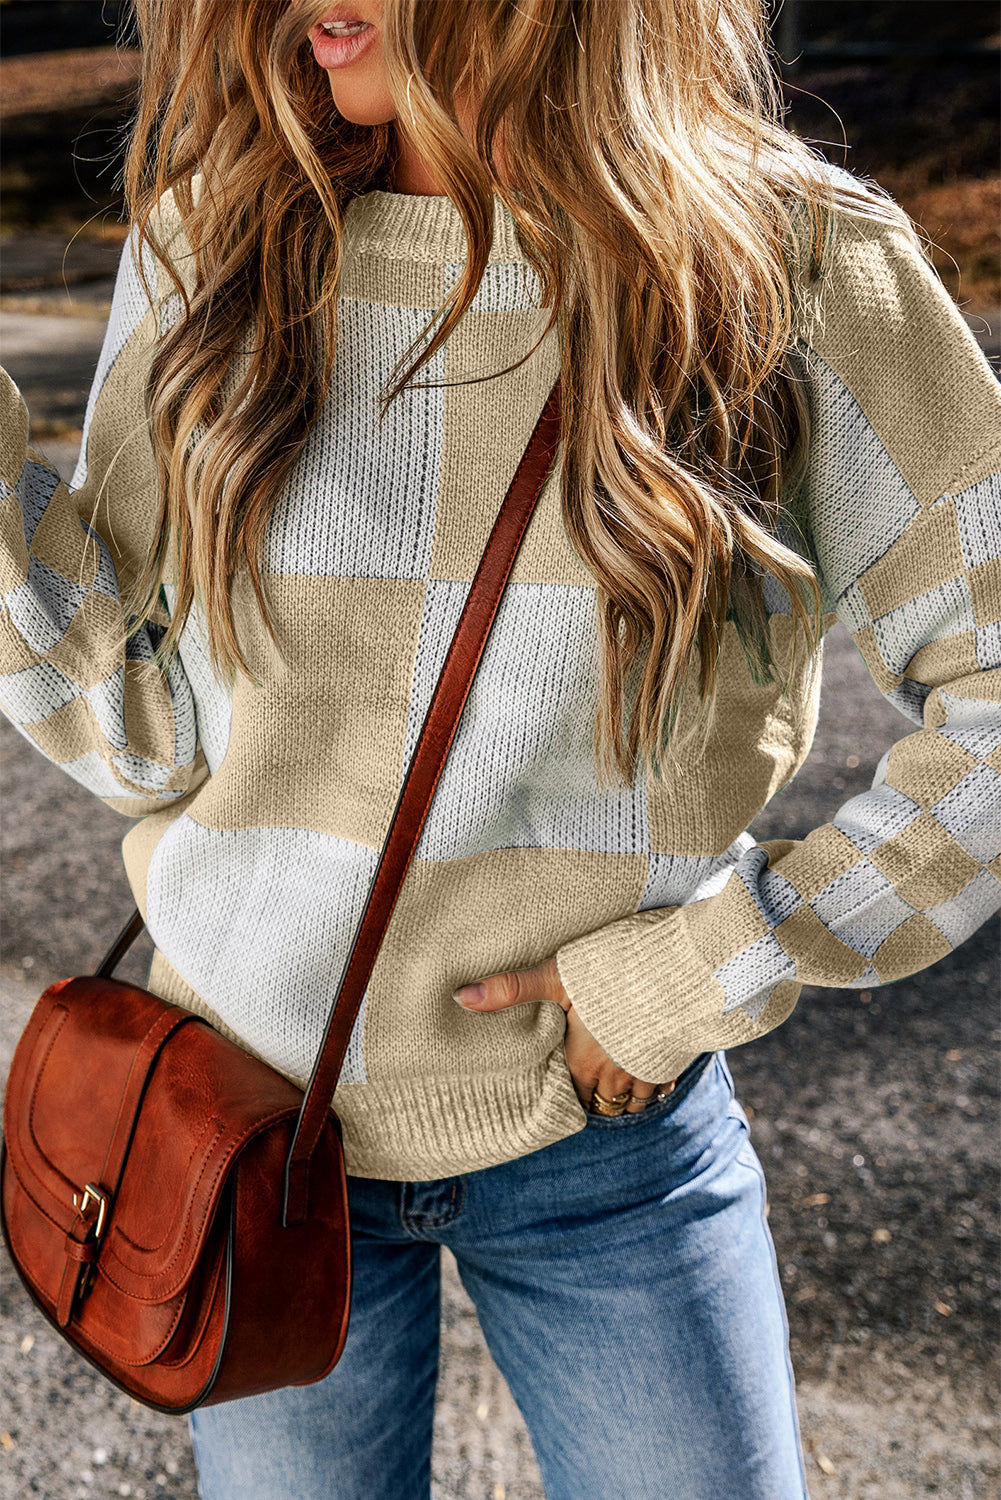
333, 1061, 590, 1180
343, 187, 525, 264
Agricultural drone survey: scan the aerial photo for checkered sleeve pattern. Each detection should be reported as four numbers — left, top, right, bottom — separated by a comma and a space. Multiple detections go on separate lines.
555, 205, 1001, 1085
0, 229, 207, 815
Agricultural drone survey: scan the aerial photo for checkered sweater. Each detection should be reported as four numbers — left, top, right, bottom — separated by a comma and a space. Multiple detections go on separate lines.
2, 168, 999, 1179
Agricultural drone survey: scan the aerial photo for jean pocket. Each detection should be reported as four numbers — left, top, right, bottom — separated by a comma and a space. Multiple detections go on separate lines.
583, 1050, 716, 1128
723, 1092, 763, 1181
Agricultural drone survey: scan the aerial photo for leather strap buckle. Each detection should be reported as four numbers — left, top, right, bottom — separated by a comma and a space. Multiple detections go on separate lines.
57, 1182, 110, 1325
71, 1182, 109, 1242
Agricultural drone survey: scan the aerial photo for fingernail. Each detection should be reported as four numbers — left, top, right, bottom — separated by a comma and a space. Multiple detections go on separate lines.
453, 983, 485, 1005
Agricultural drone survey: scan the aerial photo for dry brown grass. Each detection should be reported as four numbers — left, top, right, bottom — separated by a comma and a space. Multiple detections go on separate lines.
0, 47, 141, 120
878, 174, 1000, 309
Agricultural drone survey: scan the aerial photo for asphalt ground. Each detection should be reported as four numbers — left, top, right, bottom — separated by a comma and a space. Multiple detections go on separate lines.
0, 263, 998, 1499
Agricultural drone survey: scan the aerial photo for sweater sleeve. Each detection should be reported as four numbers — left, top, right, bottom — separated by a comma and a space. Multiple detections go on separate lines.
0, 225, 208, 816
554, 203, 1001, 1083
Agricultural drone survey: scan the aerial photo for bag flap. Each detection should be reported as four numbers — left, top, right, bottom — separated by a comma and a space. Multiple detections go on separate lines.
4, 975, 305, 1356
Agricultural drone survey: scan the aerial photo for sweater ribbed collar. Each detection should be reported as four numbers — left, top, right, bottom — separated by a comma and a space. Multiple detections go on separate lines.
342, 188, 526, 264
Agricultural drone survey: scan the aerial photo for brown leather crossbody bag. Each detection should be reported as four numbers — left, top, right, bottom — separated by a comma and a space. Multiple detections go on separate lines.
0, 381, 562, 1415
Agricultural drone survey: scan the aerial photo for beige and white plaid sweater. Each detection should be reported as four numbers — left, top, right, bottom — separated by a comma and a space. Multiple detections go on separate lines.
2, 167, 1000, 1179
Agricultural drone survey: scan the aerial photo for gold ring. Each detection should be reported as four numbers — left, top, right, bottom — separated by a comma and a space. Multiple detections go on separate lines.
589, 1090, 631, 1115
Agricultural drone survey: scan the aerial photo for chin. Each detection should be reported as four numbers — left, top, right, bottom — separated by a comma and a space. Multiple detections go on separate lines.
325, 81, 398, 127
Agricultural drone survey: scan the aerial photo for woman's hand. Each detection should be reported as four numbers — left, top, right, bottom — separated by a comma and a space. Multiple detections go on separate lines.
453, 956, 675, 1113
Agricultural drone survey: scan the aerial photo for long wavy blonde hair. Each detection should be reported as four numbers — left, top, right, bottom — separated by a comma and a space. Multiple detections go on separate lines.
120, 0, 921, 789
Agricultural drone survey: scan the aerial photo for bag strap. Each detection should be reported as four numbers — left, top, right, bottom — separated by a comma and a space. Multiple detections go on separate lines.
282, 380, 562, 1224
93, 380, 563, 1226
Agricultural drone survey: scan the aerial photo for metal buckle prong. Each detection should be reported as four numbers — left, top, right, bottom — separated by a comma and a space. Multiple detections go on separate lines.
71, 1183, 109, 1241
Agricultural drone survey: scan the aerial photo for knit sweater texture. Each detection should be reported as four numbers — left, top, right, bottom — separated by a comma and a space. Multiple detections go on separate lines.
2, 165, 1000, 1179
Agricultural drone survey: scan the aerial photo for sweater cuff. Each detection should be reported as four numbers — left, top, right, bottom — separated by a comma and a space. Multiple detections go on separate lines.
554, 905, 722, 1083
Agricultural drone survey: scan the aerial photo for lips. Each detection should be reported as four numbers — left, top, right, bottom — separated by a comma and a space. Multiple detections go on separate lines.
309, 12, 377, 69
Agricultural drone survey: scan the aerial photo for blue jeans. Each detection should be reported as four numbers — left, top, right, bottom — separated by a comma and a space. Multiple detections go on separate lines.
188, 1051, 811, 1499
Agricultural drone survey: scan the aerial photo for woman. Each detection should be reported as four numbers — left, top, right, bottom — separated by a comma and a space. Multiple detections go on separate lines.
2, 0, 998, 1495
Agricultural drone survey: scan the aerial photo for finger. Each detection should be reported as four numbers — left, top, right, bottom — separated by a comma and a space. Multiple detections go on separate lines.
625, 1078, 678, 1112
576, 1058, 629, 1111
625, 1081, 657, 1113
453, 956, 568, 1012
452, 970, 521, 1010
564, 1011, 633, 1110
591, 1065, 637, 1109
594, 1068, 633, 1104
